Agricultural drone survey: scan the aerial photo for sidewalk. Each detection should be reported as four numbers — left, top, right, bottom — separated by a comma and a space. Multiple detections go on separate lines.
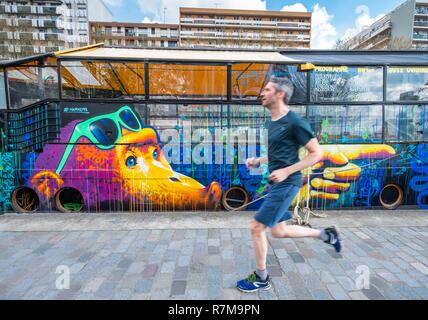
0, 209, 427, 300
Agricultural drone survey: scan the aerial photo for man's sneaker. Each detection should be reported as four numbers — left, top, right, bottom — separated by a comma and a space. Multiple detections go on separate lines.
324, 226, 342, 253
236, 272, 271, 293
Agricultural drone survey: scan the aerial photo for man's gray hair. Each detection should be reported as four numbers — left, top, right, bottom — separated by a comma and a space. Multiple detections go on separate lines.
269, 76, 294, 104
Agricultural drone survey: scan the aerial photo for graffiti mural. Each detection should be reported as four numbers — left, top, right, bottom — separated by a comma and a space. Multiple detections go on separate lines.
26, 104, 221, 212
409, 144, 428, 209
0, 102, 427, 213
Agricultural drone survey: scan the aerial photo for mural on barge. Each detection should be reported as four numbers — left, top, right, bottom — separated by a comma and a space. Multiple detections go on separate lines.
27, 104, 222, 211
0, 103, 427, 212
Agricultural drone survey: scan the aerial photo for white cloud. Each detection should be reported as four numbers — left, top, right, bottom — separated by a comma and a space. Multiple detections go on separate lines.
310, 4, 337, 49
137, 0, 267, 24
142, 17, 160, 23
280, 3, 336, 49
280, 3, 307, 13
341, 5, 385, 41
102, 0, 124, 6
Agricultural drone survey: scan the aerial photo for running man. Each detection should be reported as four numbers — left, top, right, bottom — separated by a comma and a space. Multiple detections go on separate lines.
236, 77, 342, 293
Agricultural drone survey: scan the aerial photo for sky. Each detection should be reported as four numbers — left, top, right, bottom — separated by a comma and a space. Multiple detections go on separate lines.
102, 0, 406, 49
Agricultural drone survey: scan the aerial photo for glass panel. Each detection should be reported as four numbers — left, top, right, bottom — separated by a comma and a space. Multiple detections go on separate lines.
41, 66, 59, 100
387, 67, 428, 101
310, 66, 383, 102
149, 64, 226, 99
0, 70, 6, 109
308, 105, 383, 143
231, 64, 307, 103
384, 105, 428, 142
7, 66, 56, 109
61, 61, 145, 99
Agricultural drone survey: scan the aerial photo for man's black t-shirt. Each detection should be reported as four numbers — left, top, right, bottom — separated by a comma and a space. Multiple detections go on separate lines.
267, 110, 315, 186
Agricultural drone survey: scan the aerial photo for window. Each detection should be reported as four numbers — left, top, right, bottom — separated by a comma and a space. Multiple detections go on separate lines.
387, 67, 428, 101
310, 66, 383, 102
308, 105, 383, 143
0, 70, 6, 109
384, 105, 428, 142
61, 61, 145, 99
7, 65, 59, 109
232, 64, 307, 103
149, 64, 227, 100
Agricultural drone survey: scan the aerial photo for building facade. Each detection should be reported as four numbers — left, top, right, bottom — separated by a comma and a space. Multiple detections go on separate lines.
0, 0, 112, 60
57, 0, 113, 49
340, 0, 428, 50
0, 0, 66, 59
179, 7, 311, 49
89, 22, 179, 48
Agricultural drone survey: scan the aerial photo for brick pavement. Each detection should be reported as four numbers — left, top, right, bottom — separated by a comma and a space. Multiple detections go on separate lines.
0, 210, 427, 300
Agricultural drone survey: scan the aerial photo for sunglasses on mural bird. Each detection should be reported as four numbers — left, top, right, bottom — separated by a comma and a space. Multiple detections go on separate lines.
56, 106, 142, 175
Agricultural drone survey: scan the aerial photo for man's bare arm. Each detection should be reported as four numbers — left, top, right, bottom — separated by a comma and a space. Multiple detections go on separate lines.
283, 138, 322, 175
246, 156, 268, 169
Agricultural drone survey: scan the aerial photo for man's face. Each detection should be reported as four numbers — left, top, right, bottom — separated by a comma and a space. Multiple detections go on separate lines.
259, 82, 283, 108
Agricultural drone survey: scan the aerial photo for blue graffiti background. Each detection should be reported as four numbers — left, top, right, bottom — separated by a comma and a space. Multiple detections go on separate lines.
410, 144, 428, 209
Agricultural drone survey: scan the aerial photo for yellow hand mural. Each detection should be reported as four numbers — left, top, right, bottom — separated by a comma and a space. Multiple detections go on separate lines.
293, 144, 396, 204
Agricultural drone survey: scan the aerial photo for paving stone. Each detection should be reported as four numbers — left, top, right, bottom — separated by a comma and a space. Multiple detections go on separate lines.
82, 277, 106, 293
413, 287, 428, 299
320, 271, 336, 284
94, 281, 117, 299
208, 246, 220, 255
312, 289, 332, 300
267, 265, 282, 277
178, 255, 192, 267
361, 286, 385, 300
142, 264, 159, 278
117, 258, 133, 269
336, 276, 356, 291
289, 252, 305, 263
326, 284, 351, 300
186, 289, 205, 299
160, 261, 176, 274
170, 280, 187, 296
349, 291, 369, 300
376, 270, 399, 282
411, 262, 428, 276
134, 279, 153, 294
395, 273, 422, 287
173, 266, 188, 280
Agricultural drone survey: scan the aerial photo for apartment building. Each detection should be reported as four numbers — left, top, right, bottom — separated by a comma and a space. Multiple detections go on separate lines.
57, 0, 113, 48
89, 22, 179, 48
179, 7, 312, 50
0, 0, 66, 59
340, 0, 428, 50
0, 0, 112, 60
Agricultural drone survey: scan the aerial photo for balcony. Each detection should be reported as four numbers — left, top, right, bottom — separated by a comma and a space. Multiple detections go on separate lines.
180, 30, 310, 42
414, 20, 428, 28
415, 6, 428, 15
348, 22, 392, 49
180, 17, 311, 30
413, 33, 428, 40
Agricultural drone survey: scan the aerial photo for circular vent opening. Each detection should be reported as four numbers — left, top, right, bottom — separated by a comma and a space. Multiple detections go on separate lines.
222, 186, 249, 211
55, 187, 84, 213
379, 184, 403, 210
11, 187, 40, 213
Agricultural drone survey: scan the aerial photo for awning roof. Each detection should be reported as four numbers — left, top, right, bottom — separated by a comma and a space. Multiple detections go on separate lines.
279, 50, 428, 66
55, 46, 306, 64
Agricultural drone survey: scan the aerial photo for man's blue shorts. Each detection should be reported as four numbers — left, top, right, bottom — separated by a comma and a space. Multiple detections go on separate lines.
254, 182, 300, 228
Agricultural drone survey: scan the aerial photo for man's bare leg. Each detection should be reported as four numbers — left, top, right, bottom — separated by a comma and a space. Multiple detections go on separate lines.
270, 221, 321, 239
250, 220, 268, 270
